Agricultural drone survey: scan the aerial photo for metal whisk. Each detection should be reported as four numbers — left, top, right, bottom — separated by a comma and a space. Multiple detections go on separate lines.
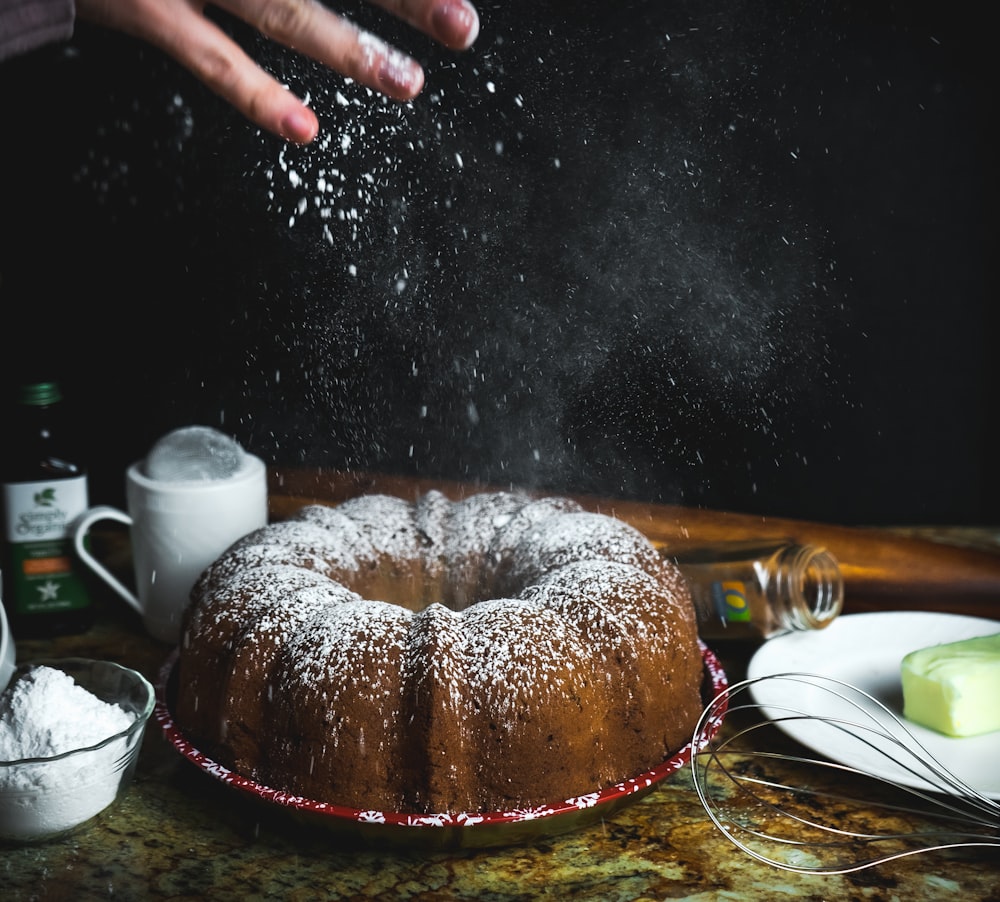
691, 673, 1000, 874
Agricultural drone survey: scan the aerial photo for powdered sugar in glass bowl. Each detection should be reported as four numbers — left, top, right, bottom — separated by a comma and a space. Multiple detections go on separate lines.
0, 658, 154, 842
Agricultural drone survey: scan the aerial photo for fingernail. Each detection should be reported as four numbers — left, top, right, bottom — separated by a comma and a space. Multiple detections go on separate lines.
432, 1, 480, 50
280, 107, 318, 144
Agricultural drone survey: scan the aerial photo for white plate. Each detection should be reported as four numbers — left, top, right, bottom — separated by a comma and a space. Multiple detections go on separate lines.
746, 610, 1000, 800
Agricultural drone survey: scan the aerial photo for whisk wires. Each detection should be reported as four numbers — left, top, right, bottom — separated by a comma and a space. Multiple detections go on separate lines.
691, 673, 1000, 874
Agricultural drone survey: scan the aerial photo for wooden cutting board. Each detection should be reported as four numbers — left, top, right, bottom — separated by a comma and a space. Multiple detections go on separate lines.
268, 468, 1000, 621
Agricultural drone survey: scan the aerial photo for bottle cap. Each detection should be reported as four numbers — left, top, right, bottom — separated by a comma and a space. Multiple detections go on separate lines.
17, 382, 63, 406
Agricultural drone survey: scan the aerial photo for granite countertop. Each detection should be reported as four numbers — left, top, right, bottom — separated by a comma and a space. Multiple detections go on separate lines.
3, 484, 998, 901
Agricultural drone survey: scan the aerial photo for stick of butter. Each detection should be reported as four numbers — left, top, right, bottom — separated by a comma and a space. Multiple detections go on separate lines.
901, 632, 1000, 737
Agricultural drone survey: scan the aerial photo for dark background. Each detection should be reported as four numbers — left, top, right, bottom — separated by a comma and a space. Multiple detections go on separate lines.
0, 0, 994, 525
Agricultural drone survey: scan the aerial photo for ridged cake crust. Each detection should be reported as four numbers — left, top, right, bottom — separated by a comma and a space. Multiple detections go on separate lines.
176, 490, 703, 814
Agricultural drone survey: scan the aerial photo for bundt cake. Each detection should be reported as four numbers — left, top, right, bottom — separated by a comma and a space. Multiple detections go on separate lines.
174, 490, 704, 815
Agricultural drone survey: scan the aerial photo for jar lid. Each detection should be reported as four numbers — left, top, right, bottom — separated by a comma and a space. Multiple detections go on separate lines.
17, 382, 63, 406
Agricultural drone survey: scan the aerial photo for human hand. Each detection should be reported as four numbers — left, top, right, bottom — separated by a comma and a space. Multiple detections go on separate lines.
75, 0, 480, 144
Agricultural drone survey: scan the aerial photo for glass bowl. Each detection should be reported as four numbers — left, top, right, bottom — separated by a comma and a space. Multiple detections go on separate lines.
0, 657, 155, 843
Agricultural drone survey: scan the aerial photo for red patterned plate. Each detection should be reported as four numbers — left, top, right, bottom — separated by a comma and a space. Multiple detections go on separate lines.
154, 643, 727, 850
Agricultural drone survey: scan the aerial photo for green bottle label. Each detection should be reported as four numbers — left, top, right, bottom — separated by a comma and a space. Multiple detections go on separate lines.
2, 476, 92, 615
709, 579, 753, 623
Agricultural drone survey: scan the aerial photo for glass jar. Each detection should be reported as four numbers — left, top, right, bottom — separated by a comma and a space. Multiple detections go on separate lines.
669, 540, 844, 641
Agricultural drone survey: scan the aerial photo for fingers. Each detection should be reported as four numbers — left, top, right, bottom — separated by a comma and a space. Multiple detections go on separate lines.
218, 0, 429, 101
225, 0, 428, 100
75, 0, 320, 141
75, 0, 480, 144
368, 0, 480, 51
149, 2, 326, 142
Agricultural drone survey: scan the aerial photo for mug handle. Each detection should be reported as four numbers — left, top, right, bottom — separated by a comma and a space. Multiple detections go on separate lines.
72, 506, 144, 617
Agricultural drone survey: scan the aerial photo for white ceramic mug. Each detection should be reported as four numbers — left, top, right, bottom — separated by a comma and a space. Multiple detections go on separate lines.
0, 595, 15, 690
72, 455, 268, 644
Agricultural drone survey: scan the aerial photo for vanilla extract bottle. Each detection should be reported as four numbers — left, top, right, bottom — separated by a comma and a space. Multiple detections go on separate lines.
670, 540, 844, 641
1, 381, 95, 637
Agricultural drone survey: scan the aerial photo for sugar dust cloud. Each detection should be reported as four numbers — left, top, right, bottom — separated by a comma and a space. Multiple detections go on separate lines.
231, 8, 848, 508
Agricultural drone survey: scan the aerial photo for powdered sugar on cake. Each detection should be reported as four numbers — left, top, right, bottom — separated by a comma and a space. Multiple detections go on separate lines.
175, 490, 703, 814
